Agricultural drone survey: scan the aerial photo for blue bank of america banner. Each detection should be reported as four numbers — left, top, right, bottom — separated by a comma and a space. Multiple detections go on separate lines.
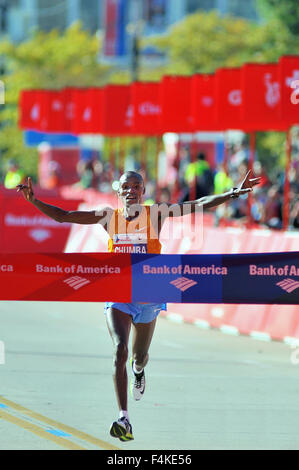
131, 252, 299, 305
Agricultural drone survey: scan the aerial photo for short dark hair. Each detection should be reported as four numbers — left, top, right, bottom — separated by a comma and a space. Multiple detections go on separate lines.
119, 171, 144, 185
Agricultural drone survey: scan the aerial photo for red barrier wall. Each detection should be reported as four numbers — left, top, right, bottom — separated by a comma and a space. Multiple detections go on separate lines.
164, 225, 299, 343
0, 188, 83, 253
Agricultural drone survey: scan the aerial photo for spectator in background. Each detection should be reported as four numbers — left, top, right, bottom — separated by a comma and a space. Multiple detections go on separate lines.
213, 163, 234, 226
74, 159, 98, 189
77, 160, 93, 189
289, 156, 299, 193
262, 185, 283, 230
290, 200, 299, 229
92, 159, 104, 190
226, 160, 249, 221
250, 161, 271, 225
144, 179, 156, 206
230, 141, 248, 169
179, 152, 214, 202
236, 160, 248, 184
159, 187, 171, 204
177, 146, 190, 188
253, 161, 271, 189
213, 164, 233, 195
4, 160, 26, 189
43, 160, 61, 190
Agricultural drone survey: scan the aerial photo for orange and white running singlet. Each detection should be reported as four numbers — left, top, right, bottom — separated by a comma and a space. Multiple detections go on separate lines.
104, 205, 167, 323
107, 205, 161, 255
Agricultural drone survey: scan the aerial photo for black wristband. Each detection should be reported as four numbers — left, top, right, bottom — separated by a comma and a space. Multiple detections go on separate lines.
230, 188, 239, 199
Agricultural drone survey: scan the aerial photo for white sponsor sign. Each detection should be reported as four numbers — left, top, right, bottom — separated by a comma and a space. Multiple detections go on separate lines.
228, 89, 242, 106
264, 73, 280, 108
29, 229, 52, 243
5, 214, 70, 228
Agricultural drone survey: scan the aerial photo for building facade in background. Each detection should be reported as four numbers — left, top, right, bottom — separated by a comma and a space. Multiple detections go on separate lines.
1, 0, 259, 43
2, 0, 101, 42
143, 0, 259, 36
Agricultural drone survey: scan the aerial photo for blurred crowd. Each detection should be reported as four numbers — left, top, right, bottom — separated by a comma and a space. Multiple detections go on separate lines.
2, 160, 26, 189
1, 136, 298, 231
154, 138, 299, 231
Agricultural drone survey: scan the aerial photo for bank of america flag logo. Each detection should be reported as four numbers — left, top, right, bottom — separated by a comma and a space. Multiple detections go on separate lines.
170, 277, 198, 292
64, 276, 90, 290
276, 278, 299, 293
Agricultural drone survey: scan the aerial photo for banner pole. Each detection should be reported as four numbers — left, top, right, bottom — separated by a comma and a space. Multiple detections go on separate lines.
141, 137, 147, 183
247, 131, 255, 228
119, 137, 126, 175
223, 131, 229, 174
155, 135, 162, 202
190, 134, 197, 202
283, 127, 292, 231
109, 137, 116, 183
171, 134, 181, 200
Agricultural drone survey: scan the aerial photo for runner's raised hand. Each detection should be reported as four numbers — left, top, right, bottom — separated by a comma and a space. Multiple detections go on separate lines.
234, 170, 261, 197
240, 170, 261, 190
16, 177, 35, 202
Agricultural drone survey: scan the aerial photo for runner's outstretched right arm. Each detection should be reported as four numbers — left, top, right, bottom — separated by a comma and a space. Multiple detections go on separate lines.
17, 177, 112, 226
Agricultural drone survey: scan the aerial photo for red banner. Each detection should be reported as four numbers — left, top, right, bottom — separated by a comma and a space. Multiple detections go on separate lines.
88, 87, 104, 133
0, 252, 132, 302
43, 90, 66, 133
72, 88, 104, 134
191, 74, 219, 131
160, 76, 193, 133
241, 63, 288, 131
47, 88, 79, 134
19, 90, 66, 133
36, 90, 53, 132
71, 89, 89, 134
19, 56, 299, 135
131, 81, 162, 135
279, 55, 299, 126
215, 68, 242, 130
19, 90, 44, 131
101, 84, 133, 135
61, 87, 77, 133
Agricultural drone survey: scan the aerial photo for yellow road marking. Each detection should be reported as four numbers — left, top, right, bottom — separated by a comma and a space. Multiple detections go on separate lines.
0, 410, 86, 450
0, 395, 120, 450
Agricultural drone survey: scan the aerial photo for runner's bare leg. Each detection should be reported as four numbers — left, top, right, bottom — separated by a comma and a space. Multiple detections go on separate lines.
131, 319, 157, 372
106, 308, 132, 411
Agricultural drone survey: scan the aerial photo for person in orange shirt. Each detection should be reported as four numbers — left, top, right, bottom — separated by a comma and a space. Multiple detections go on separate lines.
17, 169, 260, 442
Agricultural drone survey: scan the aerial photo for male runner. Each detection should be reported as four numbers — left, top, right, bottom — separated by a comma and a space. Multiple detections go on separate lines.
17, 169, 260, 442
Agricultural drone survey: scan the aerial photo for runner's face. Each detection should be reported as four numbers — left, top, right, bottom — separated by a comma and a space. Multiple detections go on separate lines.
118, 176, 145, 207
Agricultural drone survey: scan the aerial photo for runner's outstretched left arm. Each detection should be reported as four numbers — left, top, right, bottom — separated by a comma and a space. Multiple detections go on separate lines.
157, 170, 261, 223
192, 170, 261, 210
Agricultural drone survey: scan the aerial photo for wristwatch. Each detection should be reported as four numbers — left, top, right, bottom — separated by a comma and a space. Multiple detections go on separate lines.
230, 187, 240, 199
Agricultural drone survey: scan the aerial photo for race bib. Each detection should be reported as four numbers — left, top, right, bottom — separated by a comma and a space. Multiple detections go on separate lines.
113, 233, 148, 254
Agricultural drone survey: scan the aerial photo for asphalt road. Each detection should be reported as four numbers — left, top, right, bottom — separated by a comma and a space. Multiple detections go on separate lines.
1, 301, 299, 450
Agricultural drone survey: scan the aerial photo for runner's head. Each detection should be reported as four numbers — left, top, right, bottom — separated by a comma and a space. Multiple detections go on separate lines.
118, 171, 145, 207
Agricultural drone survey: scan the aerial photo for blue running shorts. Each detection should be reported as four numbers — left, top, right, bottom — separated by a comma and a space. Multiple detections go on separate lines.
104, 302, 167, 324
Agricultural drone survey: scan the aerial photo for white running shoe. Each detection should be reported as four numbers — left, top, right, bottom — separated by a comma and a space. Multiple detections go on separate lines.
130, 358, 146, 401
